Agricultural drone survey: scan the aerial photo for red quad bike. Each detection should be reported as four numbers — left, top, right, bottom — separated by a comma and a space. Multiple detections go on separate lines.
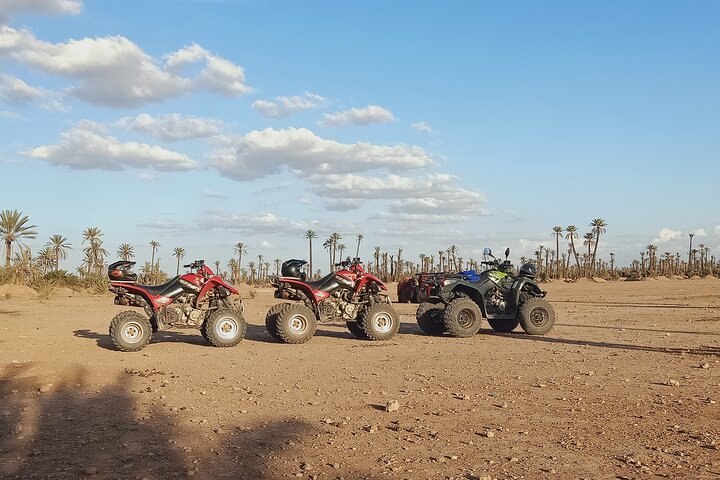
266, 257, 400, 344
107, 260, 246, 352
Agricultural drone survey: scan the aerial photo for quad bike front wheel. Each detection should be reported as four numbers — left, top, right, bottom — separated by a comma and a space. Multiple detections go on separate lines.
416, 300, 446, 336
274, 303, 317, 344
358, 303, 400, 341
109, 310, 153, 352
203, 308, 247, 347
443, 297, 482, 337
517, 297, 556, 335
346, 321, 369, 339
264, 303, 286, 340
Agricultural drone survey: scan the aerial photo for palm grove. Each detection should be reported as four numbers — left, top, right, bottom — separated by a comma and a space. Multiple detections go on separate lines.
1, 210, 717, 293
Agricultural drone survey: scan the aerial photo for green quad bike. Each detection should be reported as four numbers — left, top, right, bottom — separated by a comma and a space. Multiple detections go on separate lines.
415, 248, 556, 337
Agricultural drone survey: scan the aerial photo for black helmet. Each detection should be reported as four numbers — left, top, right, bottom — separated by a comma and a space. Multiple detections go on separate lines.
281, 259, 307, 279
519, 262, 537, 278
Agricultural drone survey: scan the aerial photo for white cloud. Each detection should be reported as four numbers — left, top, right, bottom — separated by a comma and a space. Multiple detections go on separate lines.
692, 228, 707, 237
0, 0, 82, 22
211, 127, 433, 181
118, 113, 224, 141
0, 110, 26, 121
0, 28, 252, 108
203, 190, 227, 199
198, 211, 307, 235
252, 91, 327, 118
138, 220, 185, 230
260, 240, 274, 248
655, 228, 682, 243
320, 105, 395, 127
411, 121, 433, 134
0, 73, 45, 104
23, 123, 196, 171
715, 226, 720, 238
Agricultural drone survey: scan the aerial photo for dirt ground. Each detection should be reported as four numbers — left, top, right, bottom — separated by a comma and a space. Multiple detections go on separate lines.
1, 278, 719, 480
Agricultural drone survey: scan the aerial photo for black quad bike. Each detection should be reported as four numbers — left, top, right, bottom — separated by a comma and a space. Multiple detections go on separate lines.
415, 248, 556, 337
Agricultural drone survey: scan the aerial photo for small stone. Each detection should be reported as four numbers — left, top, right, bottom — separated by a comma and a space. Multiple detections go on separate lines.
84, 467, 97, 476
385, 400, 400, 413
39, 384, 53, 393
666, 380, 680, 387
332, 463, 340, 469
186, 470, 195, 477
13, 424, 23, 435
478, 430, 495, 438
701, 363, 710, 369
200, 391, 208, 395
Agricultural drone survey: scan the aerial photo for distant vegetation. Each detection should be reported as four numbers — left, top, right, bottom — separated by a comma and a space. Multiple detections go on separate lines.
1, 210, 717, 295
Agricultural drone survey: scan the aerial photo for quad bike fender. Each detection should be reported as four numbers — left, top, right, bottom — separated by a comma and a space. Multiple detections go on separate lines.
438, 280, 487, 315
356, 273, 387, 292
276, 277, 328, 303
198, 276, 239, 302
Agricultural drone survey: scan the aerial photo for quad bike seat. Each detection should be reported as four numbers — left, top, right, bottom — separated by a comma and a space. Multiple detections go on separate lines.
304, 272, 339, 292
137, 276, 181, 296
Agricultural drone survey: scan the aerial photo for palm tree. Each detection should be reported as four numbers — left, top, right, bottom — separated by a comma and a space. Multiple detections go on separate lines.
589, 218, 607, 275
323, 237, 333, 271
274, 258, 281, 275
330, 232, 342, 266
552, 226, 563, 278
35, 247, 55, 274
688, 233, 695, 274
1, 210, 37, 269
582, 232, 595, 276
234, 242, 247, 273
149, 240, 160, 281
82, 227, 106, 275
46, 234, 71, 272
373, 246, 381, 275
227, 258, 239, 283
355, 234, 364, 258
172, 247, 185, 275
303, 230, 317, 278
117, 243, 134, 261
565, 225, 581, 275
214, 260, 221, 276
337, 243, 347, 262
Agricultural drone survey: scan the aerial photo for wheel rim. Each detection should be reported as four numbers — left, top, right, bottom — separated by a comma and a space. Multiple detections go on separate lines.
289, 314, 308, 334
215, 316, 239, 340
373, 311, 394, 334
121, 321, 145, 344
457, 308, 476, 329
530, 307, 548, 327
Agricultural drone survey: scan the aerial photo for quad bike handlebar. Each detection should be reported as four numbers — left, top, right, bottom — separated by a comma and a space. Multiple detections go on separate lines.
183, 260, 205, 269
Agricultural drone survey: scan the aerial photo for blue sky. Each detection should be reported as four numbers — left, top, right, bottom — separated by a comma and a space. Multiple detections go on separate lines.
1, 0, 719, 274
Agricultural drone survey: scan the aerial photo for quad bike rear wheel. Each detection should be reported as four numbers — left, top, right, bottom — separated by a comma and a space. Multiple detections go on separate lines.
517, 297, 556, 335
275, 303, 317, 344
443, 297, 482, 337
203, 308, 247, 347
346, 321, 369, 339
265, 303, 287, 340
358, 303, 400, 341
109, 310, 153, 352
488, 318, 519, 333
416, 300, 446, 335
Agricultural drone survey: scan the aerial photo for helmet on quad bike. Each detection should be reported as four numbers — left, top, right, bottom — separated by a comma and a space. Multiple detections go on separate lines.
281, 259, 307, 280
519, 263, 537, 279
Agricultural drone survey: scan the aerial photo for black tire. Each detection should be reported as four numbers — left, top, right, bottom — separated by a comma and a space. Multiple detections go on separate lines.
517, 297, 556, 335
346, 321, 369, 339
488, 318, 519, 333
358, 303, 400, 341
416, 301, 446, 335
275, 303, 317, 344
265, 303, 287, 340
203, 308, 247, 347
398, 284, 414, 303
443, 297, 482, 337
109, 310, 153, 352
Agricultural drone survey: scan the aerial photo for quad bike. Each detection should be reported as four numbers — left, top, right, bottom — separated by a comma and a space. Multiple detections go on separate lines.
415, 248, 556, 337
107, 260, 246, 352
266, 257, 400, 344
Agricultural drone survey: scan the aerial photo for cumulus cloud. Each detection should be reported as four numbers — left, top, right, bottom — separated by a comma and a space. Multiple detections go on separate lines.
211, 127, 433, 181
0, 28, 252, 107
0, 0, 82, 22
692, 228, 707, 237
118, 113, 224, 141
203, 190, 227, 199
197, 211, 307, 235
22, 123, 196, 171
252, 91, 327, 118
655, 228, 682, 243
0, 110, 25, 121
411, 121, 433, 134
320, 105, 394, 127
0, 73, 46, 104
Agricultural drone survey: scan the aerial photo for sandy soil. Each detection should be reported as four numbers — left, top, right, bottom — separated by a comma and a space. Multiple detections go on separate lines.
1, 278, 719, 479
